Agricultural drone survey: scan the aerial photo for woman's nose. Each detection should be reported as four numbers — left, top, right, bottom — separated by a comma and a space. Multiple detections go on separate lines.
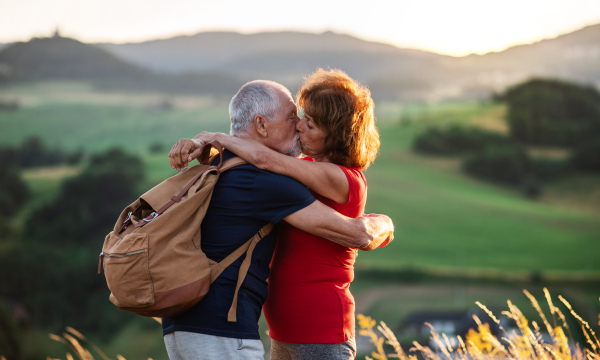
295, 118, 304, 132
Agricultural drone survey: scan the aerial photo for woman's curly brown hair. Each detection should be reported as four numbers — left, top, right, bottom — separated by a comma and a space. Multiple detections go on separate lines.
297, 68, 380, 169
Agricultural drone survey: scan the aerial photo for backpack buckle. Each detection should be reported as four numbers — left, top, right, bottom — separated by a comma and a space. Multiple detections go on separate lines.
136, 211, 159, 228
119, 212, 133, 232
144, 212, 159, 222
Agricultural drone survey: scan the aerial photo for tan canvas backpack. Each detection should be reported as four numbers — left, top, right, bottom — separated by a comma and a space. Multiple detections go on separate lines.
97, 141, 273, 321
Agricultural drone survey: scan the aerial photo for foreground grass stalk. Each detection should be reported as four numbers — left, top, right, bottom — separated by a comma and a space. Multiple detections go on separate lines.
25, 288, 598, 360
358, 288, 600, 360
47, 327, 145, 360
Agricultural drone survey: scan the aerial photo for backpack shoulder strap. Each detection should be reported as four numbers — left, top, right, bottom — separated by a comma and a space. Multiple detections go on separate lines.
219, 156, 246, 172
207, 153, 272, 322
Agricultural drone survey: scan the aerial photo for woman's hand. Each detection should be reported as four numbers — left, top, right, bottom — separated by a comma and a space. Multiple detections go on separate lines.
169, 132, 227, 171
168, 138, 203, 171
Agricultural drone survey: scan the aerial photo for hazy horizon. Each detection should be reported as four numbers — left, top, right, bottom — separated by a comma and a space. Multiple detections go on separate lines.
1, 0, 600, 56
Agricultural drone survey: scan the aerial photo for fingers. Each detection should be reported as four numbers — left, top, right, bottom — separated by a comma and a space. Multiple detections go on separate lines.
188, 146, 204, 163
169, 138, 197, 171
168, 140, 185, 171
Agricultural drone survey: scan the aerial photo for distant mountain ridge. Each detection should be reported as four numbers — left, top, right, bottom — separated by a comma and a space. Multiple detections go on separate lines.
95, 25, 600, 100
1, 25, 599, 101
96, 31, 448, 95
447, 24, 600, 97
97, 31, 441, 72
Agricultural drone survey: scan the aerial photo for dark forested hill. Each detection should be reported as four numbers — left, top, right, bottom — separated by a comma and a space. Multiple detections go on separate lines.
0, 36, 150, 81
0, 36, 241, 95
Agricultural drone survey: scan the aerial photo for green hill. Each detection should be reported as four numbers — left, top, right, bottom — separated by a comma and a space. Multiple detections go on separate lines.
0, 36, 242, 95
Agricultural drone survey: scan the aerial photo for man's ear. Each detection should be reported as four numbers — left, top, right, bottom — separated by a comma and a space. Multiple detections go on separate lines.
254, 115, 268, 138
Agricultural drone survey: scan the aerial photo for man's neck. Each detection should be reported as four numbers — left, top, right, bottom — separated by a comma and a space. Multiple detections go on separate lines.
233, 131, 264, 145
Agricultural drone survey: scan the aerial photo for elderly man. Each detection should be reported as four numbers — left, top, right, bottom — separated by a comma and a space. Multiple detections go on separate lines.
163, 80, 393, 360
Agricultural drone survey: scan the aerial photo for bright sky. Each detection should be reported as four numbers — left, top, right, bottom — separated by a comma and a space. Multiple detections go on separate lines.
1, 0, 600, 56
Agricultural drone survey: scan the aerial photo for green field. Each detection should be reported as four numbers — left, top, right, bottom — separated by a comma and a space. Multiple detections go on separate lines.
3, 81, 599, 276
2, 81, 599, 359
361, 122, 600, 276
0, 81, 231, 152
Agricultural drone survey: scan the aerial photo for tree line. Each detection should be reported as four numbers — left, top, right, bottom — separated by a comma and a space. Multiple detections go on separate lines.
413, 78, 600, 197
0, 140, 145, 359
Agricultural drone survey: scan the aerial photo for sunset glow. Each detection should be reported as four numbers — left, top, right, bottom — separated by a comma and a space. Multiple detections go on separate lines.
1, 0, 599, 56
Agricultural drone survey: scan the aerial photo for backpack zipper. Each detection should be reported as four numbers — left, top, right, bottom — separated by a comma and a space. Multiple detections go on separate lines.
97, 249, 146, 274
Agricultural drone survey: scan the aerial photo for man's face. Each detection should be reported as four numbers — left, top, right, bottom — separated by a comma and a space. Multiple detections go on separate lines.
265, 88, 302, 157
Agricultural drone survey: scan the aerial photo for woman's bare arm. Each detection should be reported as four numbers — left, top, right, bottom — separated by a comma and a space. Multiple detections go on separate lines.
190, 132, 351, 203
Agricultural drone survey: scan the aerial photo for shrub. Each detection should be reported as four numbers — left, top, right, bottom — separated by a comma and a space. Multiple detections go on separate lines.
0, 164, 29, 216
502, 78, 600, 147
571, 137, 600, 172
462, 144, 532, 186
530, 157, 573, 181
0, 136, 84, 168
413, 124, 513, 155
149, 142, 165, 154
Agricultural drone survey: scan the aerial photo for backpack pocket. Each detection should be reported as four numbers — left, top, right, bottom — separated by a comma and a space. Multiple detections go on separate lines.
102, 233, 154, 308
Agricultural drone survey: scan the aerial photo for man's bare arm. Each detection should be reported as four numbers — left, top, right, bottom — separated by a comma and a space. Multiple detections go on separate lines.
283, 201, 394, 250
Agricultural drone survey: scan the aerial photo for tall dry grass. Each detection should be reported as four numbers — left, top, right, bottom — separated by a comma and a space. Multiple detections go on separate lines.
5, 289, 596, 360
358, 288, 600, 360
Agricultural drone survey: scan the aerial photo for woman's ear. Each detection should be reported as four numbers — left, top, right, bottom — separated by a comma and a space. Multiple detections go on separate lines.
254, 115, 268, 137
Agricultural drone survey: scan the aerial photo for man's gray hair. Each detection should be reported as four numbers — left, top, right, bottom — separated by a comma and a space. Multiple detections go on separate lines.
229, 80, 291, 135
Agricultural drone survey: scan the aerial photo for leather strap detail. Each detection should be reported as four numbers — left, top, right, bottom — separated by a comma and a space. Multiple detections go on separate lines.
207, 222, 274, 322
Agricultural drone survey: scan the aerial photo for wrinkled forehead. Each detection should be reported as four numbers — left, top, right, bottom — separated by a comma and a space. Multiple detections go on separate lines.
273, 87, 297, 113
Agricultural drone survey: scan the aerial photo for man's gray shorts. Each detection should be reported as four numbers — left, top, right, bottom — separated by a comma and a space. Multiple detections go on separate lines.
164, 331, 264, 360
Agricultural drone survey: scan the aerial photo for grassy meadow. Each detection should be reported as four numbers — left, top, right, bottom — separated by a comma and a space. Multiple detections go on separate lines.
1, 81, 599, 359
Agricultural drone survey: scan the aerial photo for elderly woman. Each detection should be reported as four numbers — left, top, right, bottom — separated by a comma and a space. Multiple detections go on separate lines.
171, 68, 389, 360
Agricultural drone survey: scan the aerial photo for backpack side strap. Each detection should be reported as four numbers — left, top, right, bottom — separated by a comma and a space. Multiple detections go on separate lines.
208, 223, 274, 322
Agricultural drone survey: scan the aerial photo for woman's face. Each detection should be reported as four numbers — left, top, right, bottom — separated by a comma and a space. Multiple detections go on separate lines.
296, 111, 328, 161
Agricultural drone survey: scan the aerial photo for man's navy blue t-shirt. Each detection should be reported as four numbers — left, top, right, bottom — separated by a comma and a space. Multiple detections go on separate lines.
162, 150, 315, 339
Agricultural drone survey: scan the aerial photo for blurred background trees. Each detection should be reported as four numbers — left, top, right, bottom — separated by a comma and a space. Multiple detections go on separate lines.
412, 78, 600, 198
0, 143, 145, 341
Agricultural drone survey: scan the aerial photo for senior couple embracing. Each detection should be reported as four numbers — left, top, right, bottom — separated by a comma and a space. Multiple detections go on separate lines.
163, 68, 394, 360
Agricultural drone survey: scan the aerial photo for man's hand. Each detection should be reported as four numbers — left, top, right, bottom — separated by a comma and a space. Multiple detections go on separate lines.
358, 214, 394, 251
283, 202, 394, 250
